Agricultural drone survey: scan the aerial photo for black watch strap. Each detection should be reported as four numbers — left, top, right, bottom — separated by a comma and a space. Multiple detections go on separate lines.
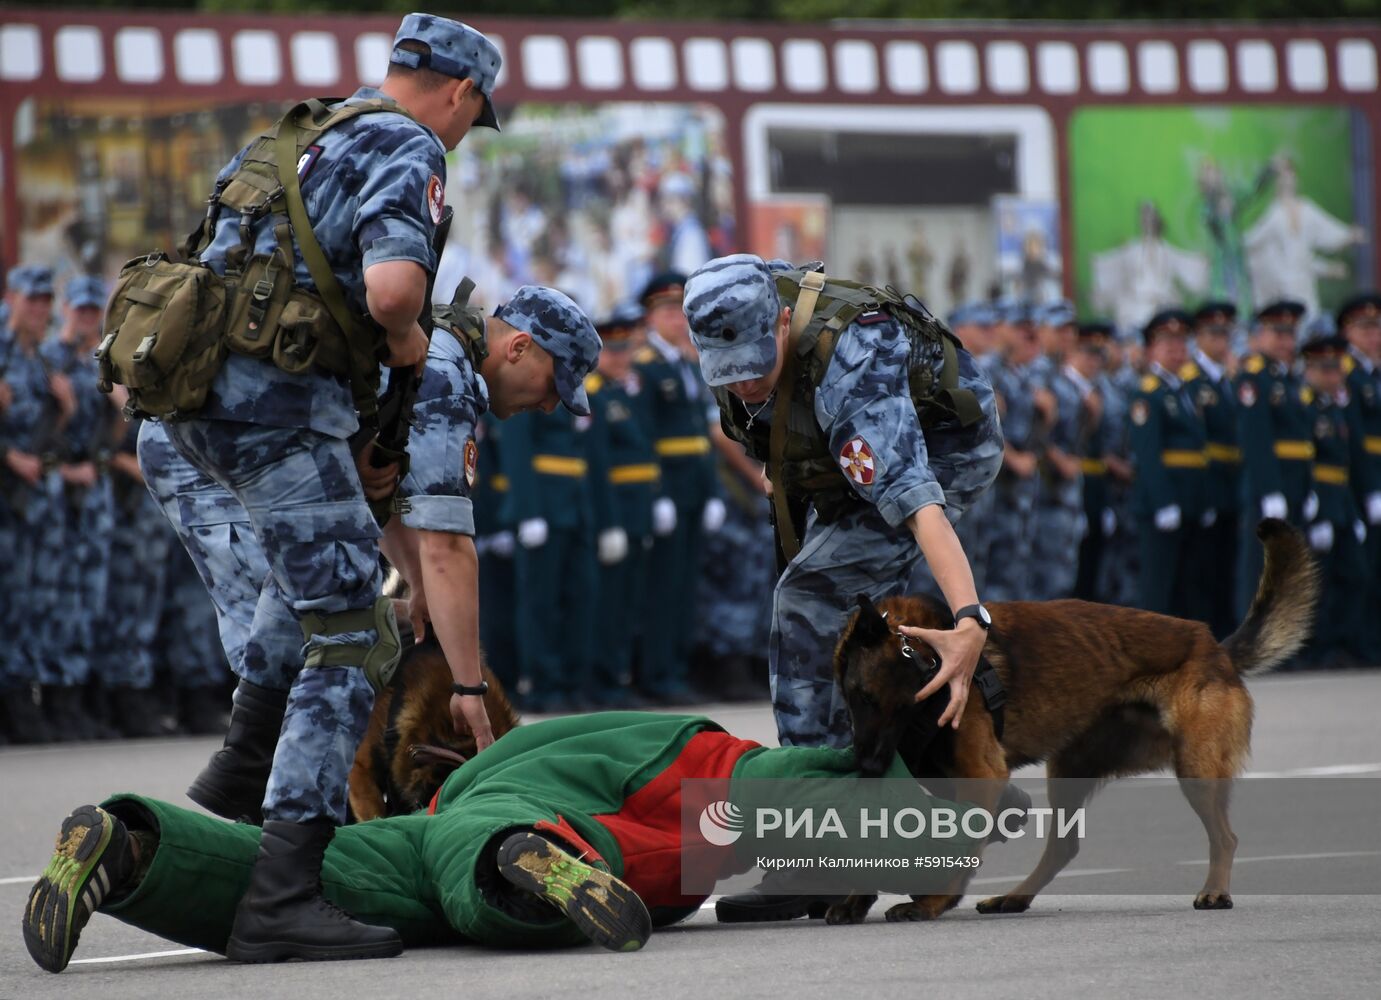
452, 681, 490, 697
953, 604, 992, 630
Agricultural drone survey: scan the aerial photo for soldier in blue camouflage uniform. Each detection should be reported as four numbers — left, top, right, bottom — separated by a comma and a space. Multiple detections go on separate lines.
685, 254, 1002, 743
386, 284, 600, 724
1234, 300, 1316, 622
636, 273, 720, 703
1338, 293, 1381, 665
0, 266, 64, 742
1181, 301, 1242, 637
1031, 301, 1087, 599
472, 414, 517, 685
1098, 336, 1143, 606
1298, 334, 1370, 667
147, 15, 505, 962
984, 301, 1045, 601
685, 254, 1002, 922
1128, 310, 1211, 618
36, 277, 116, 738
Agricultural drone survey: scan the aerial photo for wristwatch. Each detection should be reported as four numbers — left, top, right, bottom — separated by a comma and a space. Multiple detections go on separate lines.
452, 681, 490, 697
953, 604, 992, 631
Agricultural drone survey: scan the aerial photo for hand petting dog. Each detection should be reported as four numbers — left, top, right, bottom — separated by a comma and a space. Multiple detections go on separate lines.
900, 618, 985, 728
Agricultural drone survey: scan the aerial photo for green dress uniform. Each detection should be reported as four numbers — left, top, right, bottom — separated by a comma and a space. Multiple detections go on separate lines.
472, 414, 517, 687
636, 337, 718, 700
1129, 364, 1210, 617
586, 371, 659, 705
499, 407, 599, 710
1233, 353, 1316, 619
1180, 353, 1242, 637
1344, 350, 1381, 663
1303, 388, 1370, 666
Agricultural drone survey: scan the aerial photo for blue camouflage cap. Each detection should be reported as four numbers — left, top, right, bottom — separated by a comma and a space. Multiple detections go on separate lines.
995, 297, 1034, 326
7, 265, 55, 297
1035, 299, 1077, 328
392, 13, 503, 131
495, 286, 600, 416
948, 300, 997, 328
65, 275, 107, 309
683, 254, 781, 387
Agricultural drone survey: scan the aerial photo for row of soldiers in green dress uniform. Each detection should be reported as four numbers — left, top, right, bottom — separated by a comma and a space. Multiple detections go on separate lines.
0, 266, 233, 745
471, 272, 774, 712
939, 291, 1381, 670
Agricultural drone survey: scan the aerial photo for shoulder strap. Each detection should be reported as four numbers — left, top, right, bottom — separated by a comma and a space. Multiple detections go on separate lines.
272, 98, 412, 419
769, 270, 826, 562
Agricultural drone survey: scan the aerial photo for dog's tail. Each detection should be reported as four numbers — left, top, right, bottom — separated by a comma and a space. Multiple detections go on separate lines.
1221, 518, 1320, 675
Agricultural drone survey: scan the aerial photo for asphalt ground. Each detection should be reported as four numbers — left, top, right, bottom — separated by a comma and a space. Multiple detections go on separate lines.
2, 670, 1379, 999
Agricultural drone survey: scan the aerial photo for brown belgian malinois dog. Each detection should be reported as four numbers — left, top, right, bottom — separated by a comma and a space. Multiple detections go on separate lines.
348, 619, 520, 821
828, 519, 1318, 924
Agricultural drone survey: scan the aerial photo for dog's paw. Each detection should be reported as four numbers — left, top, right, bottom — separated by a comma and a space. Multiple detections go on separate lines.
824, 899, 872, 925
976, 894, 1032, 915
1193, 890, 1234, 910
884, 898, 956, 922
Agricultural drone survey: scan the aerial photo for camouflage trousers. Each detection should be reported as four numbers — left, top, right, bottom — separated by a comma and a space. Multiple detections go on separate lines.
163, 418, 381, 825
696, 493, 775, 658
0, 483, 41, 689
984, 477, 1040, 602
1031, 478, 1086, 600
40, 478, 114, 686
138, 420, 279, 683
98, 485, 173, 689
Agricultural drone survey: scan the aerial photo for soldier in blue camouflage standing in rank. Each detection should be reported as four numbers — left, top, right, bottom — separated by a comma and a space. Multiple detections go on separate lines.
81, 14, 505, 963
0, 266, 68, 743
983, 301, 1046, 601
472, 412, 517, 685
684, 254, 1003, 922
37, 277, 117, 739
1031, 300, 1087, 599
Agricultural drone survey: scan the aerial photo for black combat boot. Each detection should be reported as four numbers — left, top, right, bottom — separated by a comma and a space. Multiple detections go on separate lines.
225, 819, 402, 963
3, 686, 54, 744
714, 869, 842, 923
186, 680, 288, 824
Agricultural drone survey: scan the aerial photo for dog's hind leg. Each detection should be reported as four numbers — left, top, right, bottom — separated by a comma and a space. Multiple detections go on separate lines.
978, 703, 1173, 915
1170, 679, 1249, 910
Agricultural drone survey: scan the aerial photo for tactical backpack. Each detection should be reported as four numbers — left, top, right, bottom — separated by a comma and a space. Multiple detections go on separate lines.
714, 266, 982, 560
97, 97, 421, 420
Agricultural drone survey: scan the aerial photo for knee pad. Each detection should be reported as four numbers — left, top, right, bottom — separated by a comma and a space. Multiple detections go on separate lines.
298, 596, 401, 692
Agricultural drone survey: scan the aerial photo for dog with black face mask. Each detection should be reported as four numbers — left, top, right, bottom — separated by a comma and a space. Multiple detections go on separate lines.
829, 519, 1317, 924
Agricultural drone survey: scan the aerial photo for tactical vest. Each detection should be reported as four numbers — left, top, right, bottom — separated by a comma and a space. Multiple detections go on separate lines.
97, 97, 419, 420
712, 269, 980, 552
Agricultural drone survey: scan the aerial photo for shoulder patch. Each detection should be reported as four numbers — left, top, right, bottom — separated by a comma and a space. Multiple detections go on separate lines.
1140, 374, 1160, 393
463, 438, 478, 488
1179, 362, 1200, 381
426, 174, 445, 226
839, 437, 877, 486
296, 144, 325, 180
1244, 355, 1265, 374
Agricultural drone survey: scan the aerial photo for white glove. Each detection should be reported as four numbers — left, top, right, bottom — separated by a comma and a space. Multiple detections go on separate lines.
1261, 492, 1288, 520
1101, 507, 1117, 538
1355, 519, 1367, 545
1366, 492, 1381, 525
597, 527, 629, 565
488, 530, 516, 558
1200, 508, 1217, 528
652, 497, 678, 537
702, 497, 727, 533
1154, 504, 1182, 532
517, 518, 549, 549
1308, 520, 1334, 552
1303, 491, 1320, 523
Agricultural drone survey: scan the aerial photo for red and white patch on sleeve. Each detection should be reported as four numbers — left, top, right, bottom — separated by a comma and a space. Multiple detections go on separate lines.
839, 437, 876, 486
426, 174, 445, 226
463, 438, 478, 488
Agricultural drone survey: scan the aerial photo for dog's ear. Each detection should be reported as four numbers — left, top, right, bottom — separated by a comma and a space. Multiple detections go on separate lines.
852, 593, 891, 643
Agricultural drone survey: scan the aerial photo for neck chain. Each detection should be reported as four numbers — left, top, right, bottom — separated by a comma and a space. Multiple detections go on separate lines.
743, 392, 776, 430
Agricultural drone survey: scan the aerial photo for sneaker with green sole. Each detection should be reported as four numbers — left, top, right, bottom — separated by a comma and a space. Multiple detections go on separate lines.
496, 830, 652, 952
23, 804, 134, 973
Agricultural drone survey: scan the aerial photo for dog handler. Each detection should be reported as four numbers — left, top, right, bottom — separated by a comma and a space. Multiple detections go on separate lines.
683, 255, 1003, 919
25, 712, 982, 971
